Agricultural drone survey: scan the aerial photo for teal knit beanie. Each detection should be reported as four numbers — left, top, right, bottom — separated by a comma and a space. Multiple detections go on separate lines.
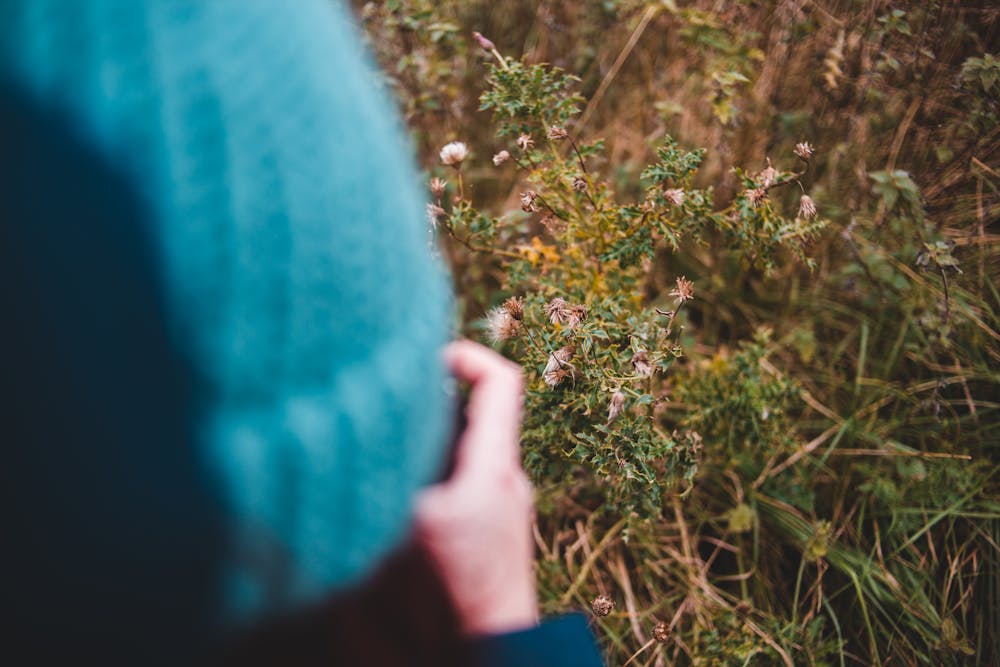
0, 0, 451, 629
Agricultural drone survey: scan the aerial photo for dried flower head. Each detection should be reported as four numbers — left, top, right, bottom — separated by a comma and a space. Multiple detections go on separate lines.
543, 345, 576, 387
492, 150, 510, 166
429, 177, 447, 199
591, 594, 616, 617
544, 297, 568, 323
502, 296, 524, 321
572, 176, 587, 192
606, 391, 626, 424
485, 306, 521, 343
566, 304, 587, 328
746, 187, 768, 208
516, 133, 534, 151
426, 203, 446, 228
520, 190, 540, 213
653, 622, 670, 643
682, 429, 704, 455
439, 141, 468, 167
798, 194, 818, 220
631, 349, 654, 378
471, 31, 496, 52
670, 276, 694, 304
547, 125, 569, 141
544, 297, 586, 328
663, 188, 685, 207
794, 141, 815, 162
757, 157, 777, 188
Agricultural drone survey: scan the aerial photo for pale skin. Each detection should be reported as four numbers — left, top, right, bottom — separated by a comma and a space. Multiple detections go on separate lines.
414, 340, 539, 636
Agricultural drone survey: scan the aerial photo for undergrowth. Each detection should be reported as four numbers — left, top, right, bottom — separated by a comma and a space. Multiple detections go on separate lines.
356, 1, 1000, 664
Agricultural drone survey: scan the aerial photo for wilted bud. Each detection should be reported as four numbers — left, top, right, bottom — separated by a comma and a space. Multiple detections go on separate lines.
426, 203, 446, 228
543, 345, 576, 387
471, 31, 496, 52
798, 194, 818, 220
547, 125, 569, 141
440, 141, 468, 167
492, 150, 510, 166
794, 141, 815, 162
429, 177, 447, 199
502, 296, 524, 321
653, 622, 670, 643
485, 306, 521, 344
663, 188, 685, 207
631, 349, 654, 378
670, 276, 694, 304
606, 391, 626, 424
572, 176, 587, 192
746, 187, 768, 208
591, 594, 616, 617
517, 133, 534, 151
520, 190, 540, 213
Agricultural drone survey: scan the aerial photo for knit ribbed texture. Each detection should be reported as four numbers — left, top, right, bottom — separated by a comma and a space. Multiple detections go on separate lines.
0, 0, 451, 626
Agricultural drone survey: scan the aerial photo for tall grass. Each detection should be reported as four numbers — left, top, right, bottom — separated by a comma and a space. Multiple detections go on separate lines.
356, 1, 999, 663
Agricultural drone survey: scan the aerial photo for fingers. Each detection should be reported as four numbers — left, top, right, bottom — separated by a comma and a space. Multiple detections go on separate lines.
443, 340, 524, 475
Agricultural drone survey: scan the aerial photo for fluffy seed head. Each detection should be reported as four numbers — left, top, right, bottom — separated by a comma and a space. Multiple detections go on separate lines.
663, 188, 685, 206
520, 190, 540, 213
794, 141, 815, 162
547, 125, 569, 141
429, 177, 447, 199
670, 276, 694, 304
591, 595, 616, 617
632, 349, 654, 378
517, 133, 534, 151
440, 141, 468, 167
492, 150, 510, 166
502, 296, 524, 321
607, 391, 626, 424
485, 306, 521, 343
798, 194, 818, 220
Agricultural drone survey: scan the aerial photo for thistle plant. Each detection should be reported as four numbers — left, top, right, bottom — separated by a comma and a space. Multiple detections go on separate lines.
364, 3, 1000, 663
429, 46, 826, 517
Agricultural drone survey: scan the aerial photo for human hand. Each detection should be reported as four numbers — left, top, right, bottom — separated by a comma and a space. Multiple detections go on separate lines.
414, 340, 538, 636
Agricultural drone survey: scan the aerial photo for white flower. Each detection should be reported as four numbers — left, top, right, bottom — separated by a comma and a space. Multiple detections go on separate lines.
440, 141, 468, 167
